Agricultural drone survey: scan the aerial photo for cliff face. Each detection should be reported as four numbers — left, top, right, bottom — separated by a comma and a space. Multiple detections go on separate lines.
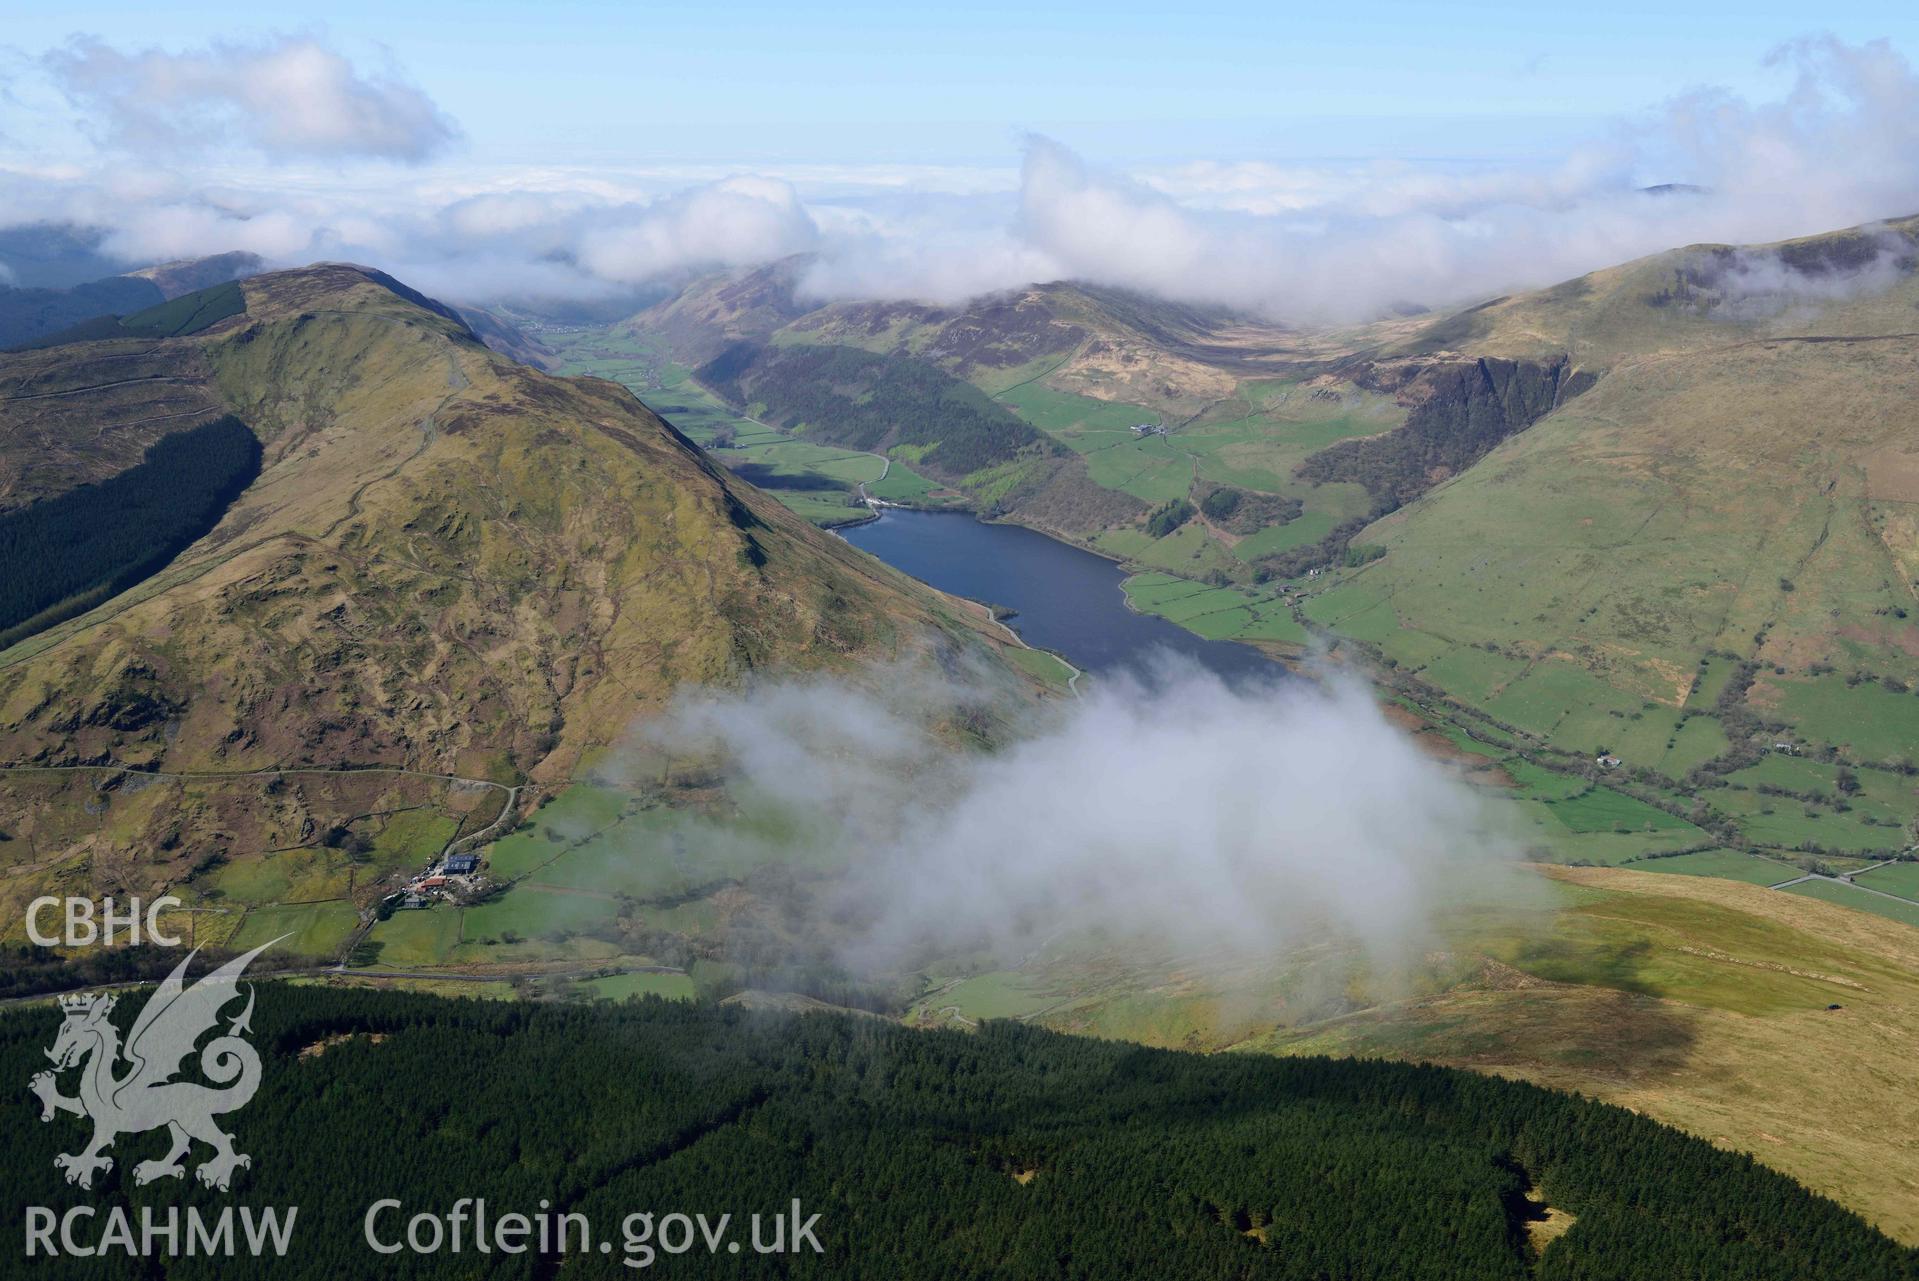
1300, 356, 1595, 506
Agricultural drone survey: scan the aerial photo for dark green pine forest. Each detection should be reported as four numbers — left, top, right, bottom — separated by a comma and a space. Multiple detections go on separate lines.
0, 416, 260, 647
3, 986, 1912, 1280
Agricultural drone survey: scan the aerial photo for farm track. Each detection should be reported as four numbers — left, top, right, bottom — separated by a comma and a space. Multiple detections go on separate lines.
1, 376, 202, 402
1765, 869, 1919, 906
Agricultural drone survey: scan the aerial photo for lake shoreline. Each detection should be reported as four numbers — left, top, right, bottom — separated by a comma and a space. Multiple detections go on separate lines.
840, 507, 1279, 683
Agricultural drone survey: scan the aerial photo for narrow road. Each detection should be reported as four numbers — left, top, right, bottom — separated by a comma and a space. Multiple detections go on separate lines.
726, 403, 895, 508
980, 609, 1083, 699
855, 451, 892, 505
1767, 870, 1919, 907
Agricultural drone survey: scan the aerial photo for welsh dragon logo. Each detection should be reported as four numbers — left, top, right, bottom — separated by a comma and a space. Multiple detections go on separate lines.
30, 939, 281, 1192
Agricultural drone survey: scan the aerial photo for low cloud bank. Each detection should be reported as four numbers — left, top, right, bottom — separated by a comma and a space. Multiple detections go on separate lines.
7, 34, 1919, 321
1671, 230, 1917, 320
619, 663, 1521, 971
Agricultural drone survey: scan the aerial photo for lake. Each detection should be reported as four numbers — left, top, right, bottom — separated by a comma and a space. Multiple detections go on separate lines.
841, 509, 1278, 683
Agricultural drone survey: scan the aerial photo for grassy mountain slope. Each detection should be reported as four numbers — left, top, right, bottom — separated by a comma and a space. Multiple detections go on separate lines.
621, 255, 820, 365
453, 303, 558, 368
0, 264, 1042, 921
1390, 215, 1919, 366
1308, 217, 1919, 783
0, 329, 226, 509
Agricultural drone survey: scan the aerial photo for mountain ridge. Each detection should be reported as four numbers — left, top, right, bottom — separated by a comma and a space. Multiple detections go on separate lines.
0, 263, 1042, 911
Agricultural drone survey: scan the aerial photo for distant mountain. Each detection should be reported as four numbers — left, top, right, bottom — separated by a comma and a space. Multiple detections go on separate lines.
0, 274, 163, 350
630, 261, 1304, 416
620, 254, 821, 364
621, 264, 1331, 540
128, 249, 264, 299
0, 250, 263, 351
0, 223, 129, 288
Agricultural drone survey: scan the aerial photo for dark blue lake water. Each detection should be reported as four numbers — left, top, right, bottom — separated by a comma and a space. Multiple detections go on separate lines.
841, 509, 1277, 683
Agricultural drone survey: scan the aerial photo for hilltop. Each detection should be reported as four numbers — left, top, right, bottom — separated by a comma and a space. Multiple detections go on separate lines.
628, 257, 1318, 415
0, 264, 1043, 926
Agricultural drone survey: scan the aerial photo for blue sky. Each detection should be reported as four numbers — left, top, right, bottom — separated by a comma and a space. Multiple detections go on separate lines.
8, 2, 1919, 165
3, 7, 1919, 318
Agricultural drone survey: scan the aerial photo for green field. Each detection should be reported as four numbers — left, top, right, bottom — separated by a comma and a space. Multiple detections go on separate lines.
491, 783, 634, 875
1710, 786, 1908, 853
996, 382, 1152, 438
368, 808, 459, 875
1080, 434, 1195, 503
1000, 643, 1078, 689
580, 971, 697, 1001
1119, 572, 1304, 649
456, 885, 624, 957
920, 971, 1061, 1021
1628, 849, 1801, 885
1659, 715, 1731, 776
363, 904, 465, 967
1229, 510, 1339, 560
1768, 676, 1919, 765
1417, 645, 1530, 704
229, 900, 360, 958
1092, 524, 1243, 580
1176, 386, 1389, 497
1537, 786, 1696, 835
546, 330, 945, 524
205, 847, 354, 906
1782, 877, 1919, 927
1853, 861, 1919, 900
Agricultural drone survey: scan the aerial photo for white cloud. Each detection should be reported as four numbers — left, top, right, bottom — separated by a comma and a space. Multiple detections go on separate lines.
42, 35, 458, 163
974, 36, 1919, 319
7, 34, 1919, 320
95, 202, 317, 264
616, 662, 1525, 969
575, 176, 820, 284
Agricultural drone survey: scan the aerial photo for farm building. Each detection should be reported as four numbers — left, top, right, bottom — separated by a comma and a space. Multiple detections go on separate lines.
445, 853, 480, 875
